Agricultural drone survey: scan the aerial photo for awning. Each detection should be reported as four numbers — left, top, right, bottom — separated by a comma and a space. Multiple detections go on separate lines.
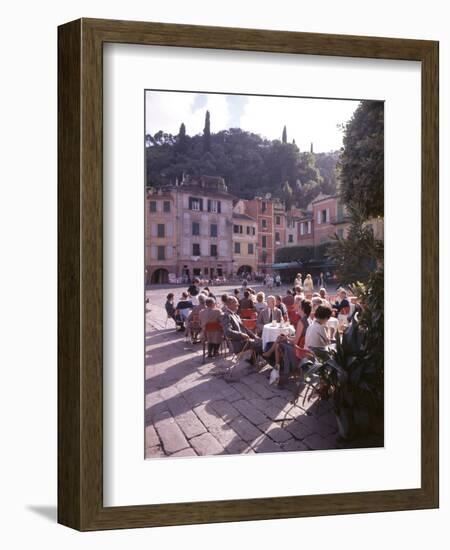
271, 261, 303, 269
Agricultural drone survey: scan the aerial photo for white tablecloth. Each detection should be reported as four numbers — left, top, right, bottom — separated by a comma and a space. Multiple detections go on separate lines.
262, 323, 295, 350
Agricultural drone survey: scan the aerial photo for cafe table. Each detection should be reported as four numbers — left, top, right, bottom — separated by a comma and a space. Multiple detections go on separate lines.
261, 322, 295, 350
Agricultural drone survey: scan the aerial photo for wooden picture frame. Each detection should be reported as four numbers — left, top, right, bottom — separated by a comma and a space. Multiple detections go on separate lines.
58, 18, 439, 531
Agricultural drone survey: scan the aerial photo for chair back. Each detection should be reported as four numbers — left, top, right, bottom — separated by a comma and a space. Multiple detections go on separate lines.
204, 321, 223, 333
242, 318, 257, 331
240, 308, 257, 319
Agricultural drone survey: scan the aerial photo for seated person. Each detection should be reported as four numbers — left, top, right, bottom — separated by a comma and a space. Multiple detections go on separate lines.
275, 295, 289, 322
334, 288, 350, 313
187, 278, 200, 303
256, 295, 282, 335
282, 290, 295, 308
254, 291, 267, 313
203, 286, 216, 299
263, 299, 312, 375
319, 287, 332, 309
305, 305, 333, 349
165, 293, 176, 322
175, 292, 194, 329
186, 293, 207, 342
311, 296, 324, 317
220, 293, 229, 312
239, 290, 255, 312
221, 296, 262, 361
200, 297, 223, 357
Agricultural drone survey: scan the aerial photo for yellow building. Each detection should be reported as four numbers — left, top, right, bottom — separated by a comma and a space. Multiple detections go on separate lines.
232, 199, 258, 277
145, 188, 177, 284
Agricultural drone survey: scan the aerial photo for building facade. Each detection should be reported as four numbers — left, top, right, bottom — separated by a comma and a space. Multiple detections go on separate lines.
245, 196, 274, 273
145, 189, 177, 284
273, 198, 286, 249
232, 200, 258, 276
146, 176, 234, 283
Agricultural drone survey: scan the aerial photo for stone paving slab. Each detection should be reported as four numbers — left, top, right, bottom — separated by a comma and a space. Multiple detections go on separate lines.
190, 432, 225, 455
257, 420, 293, 443
230, 416, 263, 443
154, 410, 190, 454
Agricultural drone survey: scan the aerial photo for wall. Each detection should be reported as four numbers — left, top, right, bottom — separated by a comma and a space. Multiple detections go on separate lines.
0, 0, 448, 548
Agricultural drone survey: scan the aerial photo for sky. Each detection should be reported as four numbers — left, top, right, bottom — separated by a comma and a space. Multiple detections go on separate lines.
145, 90, 361, 153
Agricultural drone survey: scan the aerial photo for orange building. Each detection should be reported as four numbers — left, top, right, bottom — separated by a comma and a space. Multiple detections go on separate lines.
245, 196, 274, 273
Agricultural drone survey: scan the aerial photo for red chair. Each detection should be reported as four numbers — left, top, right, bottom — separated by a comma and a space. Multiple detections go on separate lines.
288, 306, 300, 327
240, 308, 257, 320
242, 318, 257, 331
202, 321, 226, 363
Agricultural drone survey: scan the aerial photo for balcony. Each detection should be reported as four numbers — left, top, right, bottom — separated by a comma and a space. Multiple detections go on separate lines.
329, 213, 351, 225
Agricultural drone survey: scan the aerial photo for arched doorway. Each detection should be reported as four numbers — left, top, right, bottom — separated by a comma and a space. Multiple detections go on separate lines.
237, 265, 252, 277
151, 268, 169, 284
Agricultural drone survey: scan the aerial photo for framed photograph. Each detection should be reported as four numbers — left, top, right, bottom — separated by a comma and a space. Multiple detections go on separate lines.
58, 18, 439, 530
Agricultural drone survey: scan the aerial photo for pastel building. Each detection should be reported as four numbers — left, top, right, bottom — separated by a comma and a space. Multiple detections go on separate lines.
273, 198, 286, 249
245, 196, 275, 273
176, 176, 234, 281
146, 175, 234, 283
145, 189, 177, 284
285, 206, 303, 247
232, 200, 258, 276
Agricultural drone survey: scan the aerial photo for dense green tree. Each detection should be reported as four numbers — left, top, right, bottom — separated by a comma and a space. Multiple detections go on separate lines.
145, 115, 341, 204
339, 101, 384, 218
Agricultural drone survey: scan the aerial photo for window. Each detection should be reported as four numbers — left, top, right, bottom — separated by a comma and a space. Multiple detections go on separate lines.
207, 199, 221, 213
288, 234, 294, 243
275, 232, 280, 243
157, 224, 165, 238
276, 215, 281, 225
321, 209, 327, 223
248, 243, 254, 255
262, 219, 267, 230
308, 221, 312, 234
300, 222, 305, 236
192, 222, 200, 236
210, 244, 217, 257
149, 201, 157, 213
262, 236, 267, 248
210, 224, 218, 237
233, 224, 243, 234
157, 246, 165, 260
252, 227, 256, 236
234, 242, 241, 254
262, 201, 267, 213
189, 197, 203, 211
246, 226, 251, 235
192, 243, 201, 256
163, 201, 171, 213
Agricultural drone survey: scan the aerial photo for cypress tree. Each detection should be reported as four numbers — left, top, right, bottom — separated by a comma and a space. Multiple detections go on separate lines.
282, 125, 287, 144
203, 110, 211, 152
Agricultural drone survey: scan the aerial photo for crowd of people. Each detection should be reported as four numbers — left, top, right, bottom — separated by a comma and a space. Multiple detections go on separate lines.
162, 274, 359, 387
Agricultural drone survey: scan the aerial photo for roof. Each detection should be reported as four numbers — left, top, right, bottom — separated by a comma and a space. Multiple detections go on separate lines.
311, 193, 339, 205
164, 184, 236, 201
232, 213, 256, 222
